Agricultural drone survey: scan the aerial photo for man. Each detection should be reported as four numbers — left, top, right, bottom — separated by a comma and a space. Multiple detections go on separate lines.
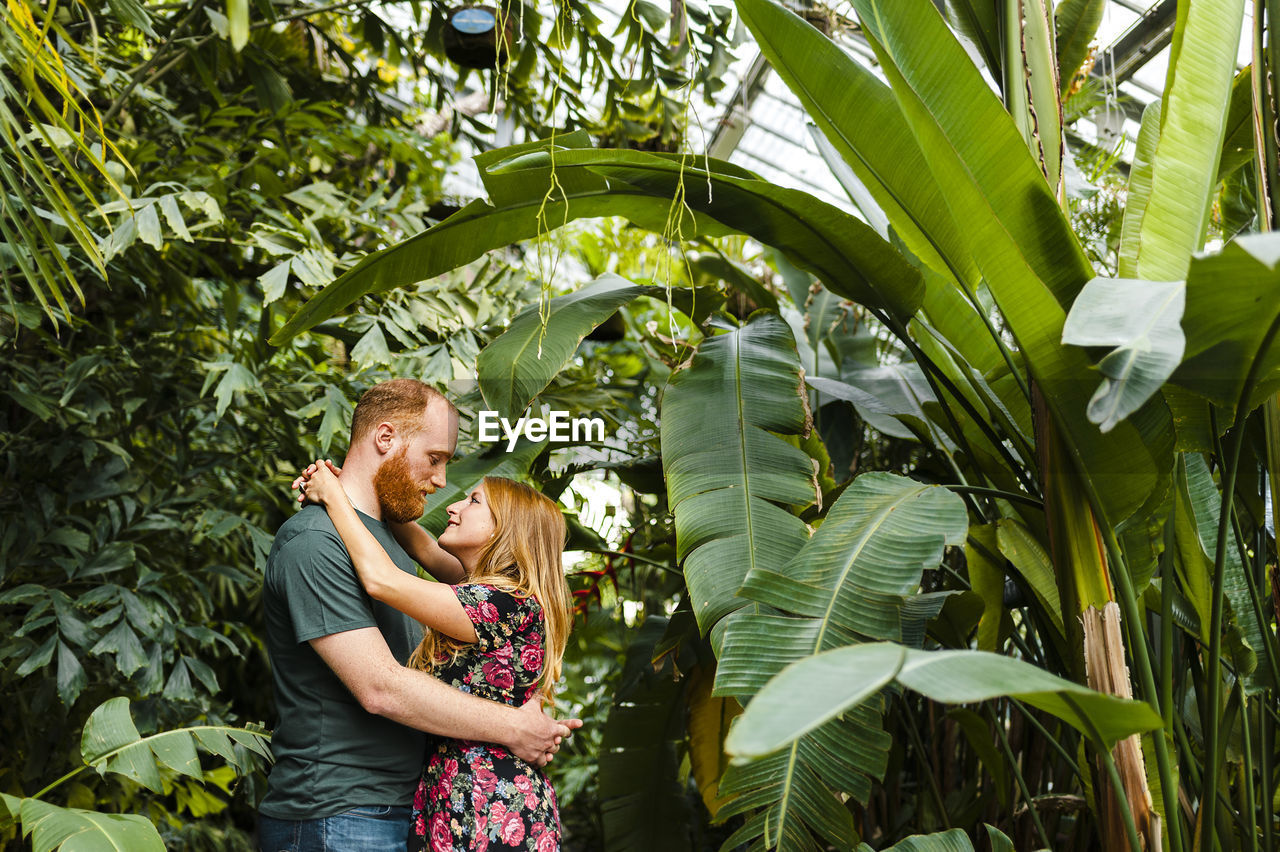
258, 379, 579, 851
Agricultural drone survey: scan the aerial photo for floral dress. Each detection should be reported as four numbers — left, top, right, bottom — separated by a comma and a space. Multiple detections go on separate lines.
409, 583, 560, 852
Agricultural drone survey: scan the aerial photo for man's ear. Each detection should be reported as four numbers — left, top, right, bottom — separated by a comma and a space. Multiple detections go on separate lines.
372, 421, 396, 454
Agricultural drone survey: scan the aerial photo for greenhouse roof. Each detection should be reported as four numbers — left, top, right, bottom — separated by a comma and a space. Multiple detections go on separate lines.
446, 1, 1249, 216
693, 0, 1251, 215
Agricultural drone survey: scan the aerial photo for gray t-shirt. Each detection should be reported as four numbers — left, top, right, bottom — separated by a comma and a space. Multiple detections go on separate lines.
259, 504, 427, 820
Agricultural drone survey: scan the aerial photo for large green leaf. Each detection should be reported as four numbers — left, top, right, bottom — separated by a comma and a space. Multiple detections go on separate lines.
852, 0, 1168, 526
476, 274, 660, 420
1172, 233, 1280, 415
660, 312, 815, 635
1055, 0, 1107, 96
1118, 101, 1163, 279
728, 642, 1164, 758
1016, 0, 1063, 190
1061, 277, 1185, 431
270, 137, 729, 345
735, 0, 980, 291
275, 143, 923, 344
1124, 0, 1246, 281
81, 697, 271, 792
710, 473, 967, 851
528, 149, 924, 320
6, 795, 164, 852
724, 643, 903, 756
1180, 453, 1274, 691
879, 829, 977, 852
738, 472, 968, 645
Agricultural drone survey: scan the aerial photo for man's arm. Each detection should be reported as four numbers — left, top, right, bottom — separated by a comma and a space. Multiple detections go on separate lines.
311, 627, 581, 764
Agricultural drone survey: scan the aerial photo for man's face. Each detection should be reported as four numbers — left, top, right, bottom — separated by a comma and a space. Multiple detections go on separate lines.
372, 399, 458, 523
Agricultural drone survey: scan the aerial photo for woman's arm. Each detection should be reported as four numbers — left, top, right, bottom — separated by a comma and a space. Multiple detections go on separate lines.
388, 520, 466, 584
294, 460, 465, 584
298, 461, 478, 643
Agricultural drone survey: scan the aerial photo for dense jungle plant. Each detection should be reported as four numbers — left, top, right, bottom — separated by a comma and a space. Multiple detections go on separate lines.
2, 0, 738, 847
274, 0, 1280, 850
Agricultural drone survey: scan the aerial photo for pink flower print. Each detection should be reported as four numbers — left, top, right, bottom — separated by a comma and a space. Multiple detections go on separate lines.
520, 645, 543, 672
536, 829, 558, 852
464, 605, 481, 622
474, 833, 489, 852
489, 800, 507, 827
476, 815, 487, 834
472, 790, 487, 812
443, 758, 459, 781
414, 814, 426, 837
499, 812, 525, 846
476, 767, 500, 793
512, 774, 532, 794
493, 641, 513, 661
483, 661, 515, 690
414, 780, 427, 810
429, 812, 452, 852
479, 601, 500, 622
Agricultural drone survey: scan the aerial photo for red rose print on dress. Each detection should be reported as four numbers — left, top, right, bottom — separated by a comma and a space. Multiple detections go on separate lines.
536, 829, 558, 852
429, 812, 451, 852
476, 767, 500, 793
479, 600, 500, 622
520, 645, 542, 672
483, 660, 515, 690
499, 811, 525, 846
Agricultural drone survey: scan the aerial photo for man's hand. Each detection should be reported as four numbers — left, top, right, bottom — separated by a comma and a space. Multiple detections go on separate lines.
509, 696, 583, 768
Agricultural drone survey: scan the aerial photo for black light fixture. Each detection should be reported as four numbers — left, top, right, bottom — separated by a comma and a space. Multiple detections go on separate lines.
443, 6, 515, 69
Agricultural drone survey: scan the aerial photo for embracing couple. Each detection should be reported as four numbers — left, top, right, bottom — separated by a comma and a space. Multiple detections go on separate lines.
257, 379, 583, 852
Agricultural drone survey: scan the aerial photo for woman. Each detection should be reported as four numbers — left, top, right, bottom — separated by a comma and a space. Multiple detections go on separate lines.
296, 461, 570, 852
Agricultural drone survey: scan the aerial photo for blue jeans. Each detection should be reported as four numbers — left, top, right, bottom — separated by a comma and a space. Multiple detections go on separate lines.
258, 805, 412, 852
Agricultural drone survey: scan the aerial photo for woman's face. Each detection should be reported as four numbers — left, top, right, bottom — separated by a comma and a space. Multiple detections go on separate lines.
438, 484, 496, 558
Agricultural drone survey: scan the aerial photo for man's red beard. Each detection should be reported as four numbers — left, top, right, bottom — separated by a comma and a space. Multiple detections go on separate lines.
373, 446, 428, 523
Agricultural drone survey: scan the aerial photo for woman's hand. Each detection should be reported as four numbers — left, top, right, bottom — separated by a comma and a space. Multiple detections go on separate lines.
293, 458, 342, 506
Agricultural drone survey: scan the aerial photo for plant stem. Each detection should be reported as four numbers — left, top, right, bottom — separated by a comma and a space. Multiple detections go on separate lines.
1009, 697, 1086, 786
943, 484, 1044, 509
990, 701, 1053, 849
875, 308, 1041, 498
1159, 517, 1186, 852
1238, 680, 1258, 852
902, 694, 951, 829
1062, 693, 1142, 852
1202, 311, 1280, 852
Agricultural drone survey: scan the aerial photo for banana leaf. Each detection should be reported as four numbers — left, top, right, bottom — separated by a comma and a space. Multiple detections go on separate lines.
1055, 0, 1107, 96
850, 0, 1170, 526
1125, 0, 1246, 281
660, 311, 816, 635
708, 472, 967, 850
476, 274, 662, 420
3, 795, 164, 852
728, 643, 1164, 760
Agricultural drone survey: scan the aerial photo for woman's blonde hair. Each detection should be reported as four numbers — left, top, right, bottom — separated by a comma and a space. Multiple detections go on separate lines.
408, 476, 570, 700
